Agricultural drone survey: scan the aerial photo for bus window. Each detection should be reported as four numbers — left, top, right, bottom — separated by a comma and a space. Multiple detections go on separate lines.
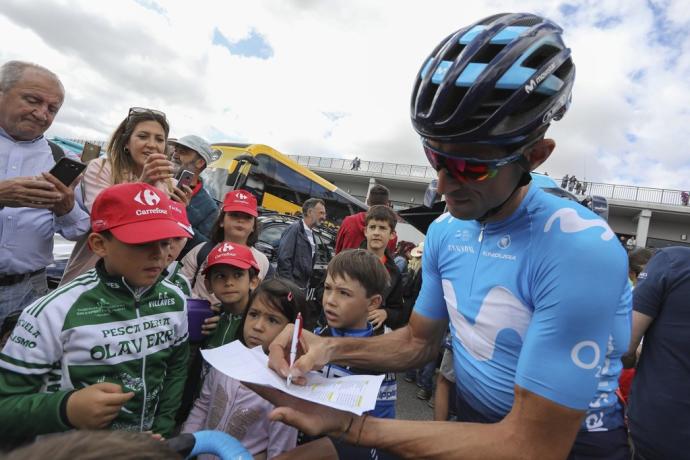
251, 154, 359, 223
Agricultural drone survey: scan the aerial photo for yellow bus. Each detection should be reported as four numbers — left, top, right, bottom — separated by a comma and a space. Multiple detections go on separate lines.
201, 143, 367, 224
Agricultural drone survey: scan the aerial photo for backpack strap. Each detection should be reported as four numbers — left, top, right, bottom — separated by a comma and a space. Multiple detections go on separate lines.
191, 241, 215, 289
47, 140, 65, 163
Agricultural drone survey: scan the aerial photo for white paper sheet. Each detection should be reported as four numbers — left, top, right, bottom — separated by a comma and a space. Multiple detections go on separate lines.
201, 341, 385, 415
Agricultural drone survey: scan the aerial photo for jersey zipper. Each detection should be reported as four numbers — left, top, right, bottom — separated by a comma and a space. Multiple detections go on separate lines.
469, 223, 487, 296
123, 279, 153, 432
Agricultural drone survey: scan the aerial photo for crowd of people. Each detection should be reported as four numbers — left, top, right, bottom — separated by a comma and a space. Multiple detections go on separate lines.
1, 10, 689, 460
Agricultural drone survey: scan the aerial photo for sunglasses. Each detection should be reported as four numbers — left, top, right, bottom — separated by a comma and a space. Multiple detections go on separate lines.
422, 139, 526, 182
128, 107, 166, 120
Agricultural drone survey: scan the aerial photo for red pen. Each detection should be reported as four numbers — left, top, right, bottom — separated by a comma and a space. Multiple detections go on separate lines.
287, 312, 303, 386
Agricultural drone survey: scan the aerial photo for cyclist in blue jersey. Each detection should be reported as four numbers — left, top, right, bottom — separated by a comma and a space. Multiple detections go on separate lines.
260, 13, 631, 460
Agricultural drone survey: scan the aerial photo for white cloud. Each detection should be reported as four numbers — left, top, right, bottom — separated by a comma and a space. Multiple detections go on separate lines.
1, 0, 689, 189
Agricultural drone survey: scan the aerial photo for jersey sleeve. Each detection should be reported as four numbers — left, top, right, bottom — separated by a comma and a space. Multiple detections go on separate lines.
632, 250, 669, 319
412, 218, 449, 320
0, 296, 73, 439
515, 228, 630, 410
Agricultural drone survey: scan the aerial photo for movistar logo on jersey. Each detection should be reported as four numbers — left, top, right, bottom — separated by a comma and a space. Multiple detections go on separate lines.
544, 208, 614, 241
448, 244, 475, 254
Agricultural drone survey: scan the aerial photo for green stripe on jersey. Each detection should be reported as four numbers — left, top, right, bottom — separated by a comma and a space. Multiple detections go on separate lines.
28, 274, 99, 317
0, 353, 55, 370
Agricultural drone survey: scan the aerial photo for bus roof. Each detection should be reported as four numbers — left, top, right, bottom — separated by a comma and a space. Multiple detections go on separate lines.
210, 143, 337, 192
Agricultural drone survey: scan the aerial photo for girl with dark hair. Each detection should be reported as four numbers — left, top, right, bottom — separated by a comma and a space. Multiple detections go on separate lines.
182, 278, 304, 459
181, 189, 270, 306
61, 108, 191, 284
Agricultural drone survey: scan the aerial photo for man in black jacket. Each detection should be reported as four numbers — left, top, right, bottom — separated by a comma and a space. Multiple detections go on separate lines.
362, 205, 404, 330
277, 198, 326, 289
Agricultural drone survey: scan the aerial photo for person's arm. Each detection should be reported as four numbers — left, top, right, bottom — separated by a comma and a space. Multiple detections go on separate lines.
269, 312, 447, 383
276, 224, 298, 281
433, 374, 452, 421
152, 337, 190, 437
334, 219, 347, 254
181, 367, 217, 433
252, 383, 582, 460
0, 370, 73, 439
622, 250, 667, 368
383, 269, 405, 329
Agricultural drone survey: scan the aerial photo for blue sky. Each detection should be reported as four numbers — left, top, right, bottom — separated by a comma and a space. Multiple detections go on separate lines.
1, 0, 689, 189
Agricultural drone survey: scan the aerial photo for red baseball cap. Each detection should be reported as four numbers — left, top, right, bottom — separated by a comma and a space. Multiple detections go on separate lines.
168, 201, 194, 237
91, 183, 191, 244
202, 242, 259, 274
222, 190, 258, 217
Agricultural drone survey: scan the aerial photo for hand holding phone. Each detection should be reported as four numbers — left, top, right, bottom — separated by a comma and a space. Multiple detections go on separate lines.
176, 169, 195, 188
49, 157, 86, 187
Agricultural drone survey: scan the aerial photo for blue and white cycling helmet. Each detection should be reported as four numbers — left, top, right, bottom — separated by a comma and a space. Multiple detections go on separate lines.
411, 12, 575, 147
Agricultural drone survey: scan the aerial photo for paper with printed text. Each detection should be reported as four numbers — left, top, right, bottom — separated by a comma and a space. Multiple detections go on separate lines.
201, 341, 384, 415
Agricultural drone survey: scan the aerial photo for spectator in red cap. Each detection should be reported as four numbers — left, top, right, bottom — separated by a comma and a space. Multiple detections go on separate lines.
0, 182, 190, 443
201, 242, 260, 350
181, 189, 269, 308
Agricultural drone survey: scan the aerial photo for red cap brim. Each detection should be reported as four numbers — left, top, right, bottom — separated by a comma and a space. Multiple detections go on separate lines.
109, 219, 191, 244
222, 204, 258, 217
202, 258, 257, 275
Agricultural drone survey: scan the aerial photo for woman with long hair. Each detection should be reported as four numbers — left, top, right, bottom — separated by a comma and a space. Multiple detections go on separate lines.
61, 107, 190, 284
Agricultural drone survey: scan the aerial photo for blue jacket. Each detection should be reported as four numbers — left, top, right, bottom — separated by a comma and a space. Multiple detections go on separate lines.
180, 181, 219, 259
276, 220, 314, 289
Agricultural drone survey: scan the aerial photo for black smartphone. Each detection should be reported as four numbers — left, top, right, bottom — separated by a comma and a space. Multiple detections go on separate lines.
49, 157, 86, 186
81, 142, 101, 162
176, 169, 194, 188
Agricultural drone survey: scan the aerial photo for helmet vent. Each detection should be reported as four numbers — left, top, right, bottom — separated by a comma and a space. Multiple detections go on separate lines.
512, 17, 543, 27
523, 44, 561, 69
472, 44, 505, 64
554, 57, 574, 80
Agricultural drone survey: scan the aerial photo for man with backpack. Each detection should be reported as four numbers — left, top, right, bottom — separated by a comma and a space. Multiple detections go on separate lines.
0, 61, 89, 322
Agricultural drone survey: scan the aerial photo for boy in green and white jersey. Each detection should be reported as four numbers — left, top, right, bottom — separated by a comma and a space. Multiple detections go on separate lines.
0, 183, 191, 444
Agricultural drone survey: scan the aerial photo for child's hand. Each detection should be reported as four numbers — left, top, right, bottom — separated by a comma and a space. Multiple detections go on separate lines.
170, 184, 192, 206
66, 382, 135, 429
368, 309, 388, 330
201, 314, 220, 336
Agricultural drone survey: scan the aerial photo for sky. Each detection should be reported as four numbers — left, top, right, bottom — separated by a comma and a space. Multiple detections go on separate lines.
1, 0, 689, 190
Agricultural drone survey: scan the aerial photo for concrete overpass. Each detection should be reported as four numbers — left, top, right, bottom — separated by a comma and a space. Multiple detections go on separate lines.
289, 154, 690, 249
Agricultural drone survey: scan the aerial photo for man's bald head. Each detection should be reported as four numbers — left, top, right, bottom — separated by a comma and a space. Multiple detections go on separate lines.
0, 61, 64, 141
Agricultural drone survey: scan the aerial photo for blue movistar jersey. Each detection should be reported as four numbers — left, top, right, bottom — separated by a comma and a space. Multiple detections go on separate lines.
414, 184, 631, 432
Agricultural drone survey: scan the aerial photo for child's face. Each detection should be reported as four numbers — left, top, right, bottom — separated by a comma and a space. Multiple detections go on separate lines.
89, 233, 171, 287
322, 273, 380, 330
243, 295, 289, 353
364, 219, 394, 253
166, 237, 187, 264
222, 212, 255, 245
205, 265, 258, 308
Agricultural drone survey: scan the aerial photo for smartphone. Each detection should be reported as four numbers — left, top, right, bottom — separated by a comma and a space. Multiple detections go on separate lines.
49, 157, 86, 186
80, 142, 101, 162
176, 169, 194, 188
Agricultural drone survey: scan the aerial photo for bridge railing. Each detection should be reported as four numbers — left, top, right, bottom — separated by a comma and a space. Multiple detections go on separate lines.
63, 141, 688, 208
289, 155, 437, 180
291, 154, 689, 208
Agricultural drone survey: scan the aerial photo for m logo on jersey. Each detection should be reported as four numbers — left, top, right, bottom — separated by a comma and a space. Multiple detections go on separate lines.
134, 189, 161, 206
442, 280, 531, 361
544, 208, 614, 241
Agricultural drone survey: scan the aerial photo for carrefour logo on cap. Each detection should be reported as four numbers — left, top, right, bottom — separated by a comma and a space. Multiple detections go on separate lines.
220, 243, 235, 253
235, 192, 249, 202
134, 189, 161, 206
